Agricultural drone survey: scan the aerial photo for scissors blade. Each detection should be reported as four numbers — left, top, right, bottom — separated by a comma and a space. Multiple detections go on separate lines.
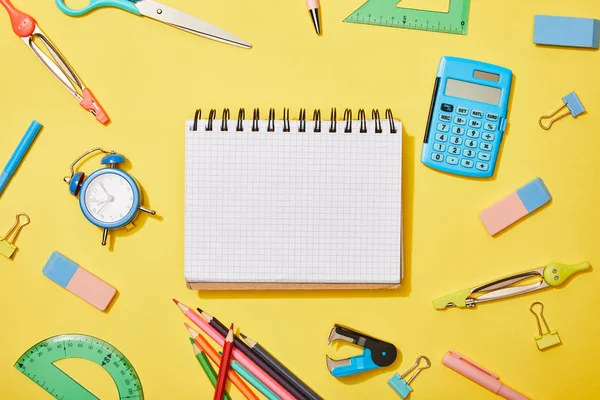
134, 0, 251, 48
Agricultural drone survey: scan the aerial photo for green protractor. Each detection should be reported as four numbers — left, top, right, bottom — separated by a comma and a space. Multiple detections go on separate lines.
14, 334, 143, 400
345, 0, 471, 35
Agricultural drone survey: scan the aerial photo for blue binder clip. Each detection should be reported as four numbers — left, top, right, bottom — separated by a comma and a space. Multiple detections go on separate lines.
388, 356, 431, 398
326, 324, 397, 377
539, 92, 586, 130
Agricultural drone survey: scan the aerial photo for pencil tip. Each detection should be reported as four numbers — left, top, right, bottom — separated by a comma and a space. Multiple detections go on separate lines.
172, 298, 179, 305
240, 333, 247, 339
188, 337, 194, 345
230, 323, 234, 330
310, 9, 321, 35
196, 307, 203, 313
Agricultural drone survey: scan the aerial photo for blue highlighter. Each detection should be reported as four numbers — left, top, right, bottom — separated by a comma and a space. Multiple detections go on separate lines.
0, 121, 42, 197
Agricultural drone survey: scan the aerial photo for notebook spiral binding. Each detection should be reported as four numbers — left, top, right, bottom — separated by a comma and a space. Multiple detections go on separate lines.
191, 108, 398, 134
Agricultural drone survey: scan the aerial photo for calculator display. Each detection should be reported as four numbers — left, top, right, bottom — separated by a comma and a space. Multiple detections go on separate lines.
445, 79, 501, 105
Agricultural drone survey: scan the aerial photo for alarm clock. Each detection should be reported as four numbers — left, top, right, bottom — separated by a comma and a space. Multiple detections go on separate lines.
63, 148, 156, 246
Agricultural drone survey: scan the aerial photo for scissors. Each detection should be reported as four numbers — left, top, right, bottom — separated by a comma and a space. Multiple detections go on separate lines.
1, 0, 109, 124
55, 0, 252, 49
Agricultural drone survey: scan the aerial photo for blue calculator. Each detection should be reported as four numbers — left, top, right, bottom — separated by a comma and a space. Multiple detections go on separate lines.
421, 57, 513, 178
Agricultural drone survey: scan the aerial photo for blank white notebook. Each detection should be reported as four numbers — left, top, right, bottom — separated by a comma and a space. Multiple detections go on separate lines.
184, 108, 403, 289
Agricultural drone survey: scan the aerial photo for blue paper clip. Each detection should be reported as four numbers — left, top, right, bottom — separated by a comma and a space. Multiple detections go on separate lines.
326, 324, 397, 377
539, 92, 585, 130
388, 356, 431, 398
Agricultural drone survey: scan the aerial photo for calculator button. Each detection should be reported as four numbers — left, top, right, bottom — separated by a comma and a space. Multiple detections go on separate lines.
476, 162, 489, 171
450, 136, 463, 145
486, 113, 499, 121
433, 143, 446, 152
482, 133, 495, 142
461, 159, 474, 168
463, 149, 475, 158
454, 116, 467, 125
441, 103, 454, 112
484, 122, 497, 131
467, 129, 479, 138
470, 110, 484, 119
448, 146, 460, 155
435, 133, 448, 142
469, 120, 482, 128
452, 126, 465, 135
431, 153, 444, 162
446, 156, 459, 165
456, 107, 468, 115
437, 123, 450, 132
478, 152, 491, 161
480, 142, 493, 151
465, 139, 477, 148
439, 114, 452, 122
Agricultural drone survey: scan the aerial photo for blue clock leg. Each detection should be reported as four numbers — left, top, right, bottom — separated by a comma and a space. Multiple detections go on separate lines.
102, 229, 108, 246
139, 206, 156, 215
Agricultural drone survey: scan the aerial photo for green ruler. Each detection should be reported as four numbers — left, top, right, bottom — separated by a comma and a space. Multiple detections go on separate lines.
345, 0, 471, 35
14, 334, 143, 400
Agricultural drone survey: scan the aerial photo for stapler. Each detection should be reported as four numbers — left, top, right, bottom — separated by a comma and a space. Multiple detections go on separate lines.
326, 324, 397, 377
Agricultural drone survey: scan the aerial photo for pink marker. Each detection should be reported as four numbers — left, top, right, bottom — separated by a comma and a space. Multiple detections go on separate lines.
306, 0, 321, 34
42, 252, 117, 311
443, 351, 530, 400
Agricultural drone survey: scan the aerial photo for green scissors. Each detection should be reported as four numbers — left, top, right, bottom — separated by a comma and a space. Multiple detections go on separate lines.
55, 0, 251, 48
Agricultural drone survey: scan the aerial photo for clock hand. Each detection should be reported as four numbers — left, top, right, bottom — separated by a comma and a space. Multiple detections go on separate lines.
99, 181, 111, 197
98, 200, 110, 214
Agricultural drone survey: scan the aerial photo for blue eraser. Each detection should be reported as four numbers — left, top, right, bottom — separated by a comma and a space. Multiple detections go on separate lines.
516, 178, 552, 213
534, 15, 600, 48
388, 374, 412, 399
563, 92, 585, 117
42, 251, 78, 288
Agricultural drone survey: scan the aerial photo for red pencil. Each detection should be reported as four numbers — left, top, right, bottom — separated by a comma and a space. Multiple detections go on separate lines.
214, 323, 235, 400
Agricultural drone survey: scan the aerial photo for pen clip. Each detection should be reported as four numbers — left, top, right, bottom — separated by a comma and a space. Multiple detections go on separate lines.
448, 351, 499, 380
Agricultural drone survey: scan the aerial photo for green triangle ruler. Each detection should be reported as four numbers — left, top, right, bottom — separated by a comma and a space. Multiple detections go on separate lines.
14, 334, 144, 400
344, 0, 471, 35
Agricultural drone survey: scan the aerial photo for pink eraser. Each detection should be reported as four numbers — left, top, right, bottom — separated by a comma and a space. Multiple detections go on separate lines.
480, 178, 552, 235
42, 251, 117, 311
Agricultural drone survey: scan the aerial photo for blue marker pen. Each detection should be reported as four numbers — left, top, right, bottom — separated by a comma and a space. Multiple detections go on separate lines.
0, 120, 42, 197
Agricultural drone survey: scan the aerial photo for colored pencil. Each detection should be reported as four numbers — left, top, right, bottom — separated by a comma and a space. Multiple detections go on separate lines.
218, 350, 281, 400
173, 299, 295, 400
189, 338, 232, 400
241, 333, 323, 400
214, 324, 235, 400
186, 325, 259, 400
196, 307, 306, 399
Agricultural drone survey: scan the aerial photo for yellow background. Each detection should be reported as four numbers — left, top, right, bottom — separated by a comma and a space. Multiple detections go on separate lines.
1, 0, 599, 398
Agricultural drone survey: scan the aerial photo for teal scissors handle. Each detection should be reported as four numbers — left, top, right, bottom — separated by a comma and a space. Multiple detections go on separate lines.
55, 0, 140, 17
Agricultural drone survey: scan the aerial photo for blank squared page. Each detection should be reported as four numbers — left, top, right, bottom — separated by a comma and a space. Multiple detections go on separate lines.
185, 120, 402, 284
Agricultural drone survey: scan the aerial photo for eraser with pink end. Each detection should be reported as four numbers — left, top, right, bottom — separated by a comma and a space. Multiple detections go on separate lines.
480, 178, 552, 235
42, 251, 117, 311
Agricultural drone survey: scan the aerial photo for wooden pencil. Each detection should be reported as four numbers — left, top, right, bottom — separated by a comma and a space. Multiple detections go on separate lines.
186, 324, 259, 400
189, 338, 232, 400
214, 324, 235, 400
241, 333, 322, 400
173, 300, 294, 400
197, 307, 306, 400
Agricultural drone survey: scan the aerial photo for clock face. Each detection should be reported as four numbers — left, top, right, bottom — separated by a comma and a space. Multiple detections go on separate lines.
83, 173, 135, 224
